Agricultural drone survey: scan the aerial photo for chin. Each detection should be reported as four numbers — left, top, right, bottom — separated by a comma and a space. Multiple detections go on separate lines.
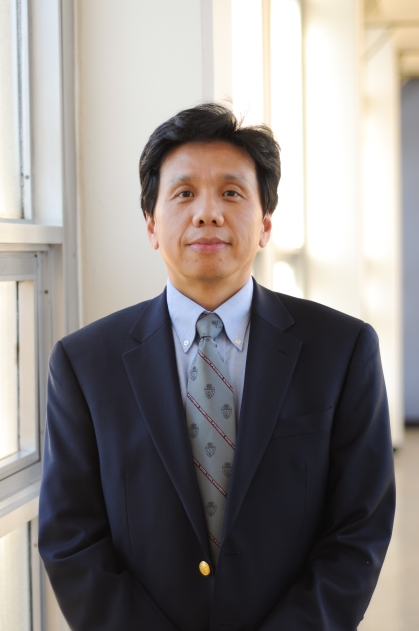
190, 269, 230, 283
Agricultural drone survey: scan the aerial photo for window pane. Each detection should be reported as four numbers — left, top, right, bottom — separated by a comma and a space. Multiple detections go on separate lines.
0, 0, 21, 219
18, 280, 37, 454
0, 281, 18, 460
0, 524, 31, 631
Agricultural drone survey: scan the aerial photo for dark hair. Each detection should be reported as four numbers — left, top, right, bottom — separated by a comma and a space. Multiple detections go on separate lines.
139, 103, 281, 219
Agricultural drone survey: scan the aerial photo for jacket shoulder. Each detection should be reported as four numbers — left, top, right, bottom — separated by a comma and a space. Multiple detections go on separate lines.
54, 294, 166, 366
275, 291, 378, 350
278, 292, 363, 328
63, 301, 150, 343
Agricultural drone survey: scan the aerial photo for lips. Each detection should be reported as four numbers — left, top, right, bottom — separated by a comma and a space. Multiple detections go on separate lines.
188, 238, 229, 252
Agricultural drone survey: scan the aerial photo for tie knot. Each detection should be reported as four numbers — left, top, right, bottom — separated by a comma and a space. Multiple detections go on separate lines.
196, 313, 224, 341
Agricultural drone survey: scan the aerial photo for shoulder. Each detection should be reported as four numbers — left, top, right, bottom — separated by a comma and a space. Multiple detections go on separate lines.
52, 293, 166, 369
253, 283, 378, 358
278, 291, 377, 348
62, 301, 149, 346
277, 292, 363, 330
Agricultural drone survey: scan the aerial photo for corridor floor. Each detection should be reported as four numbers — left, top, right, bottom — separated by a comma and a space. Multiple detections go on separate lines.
359, 426, 419, 631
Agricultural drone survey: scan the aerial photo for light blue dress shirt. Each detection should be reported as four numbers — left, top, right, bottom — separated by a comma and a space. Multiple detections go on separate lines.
166, 277, 253, 420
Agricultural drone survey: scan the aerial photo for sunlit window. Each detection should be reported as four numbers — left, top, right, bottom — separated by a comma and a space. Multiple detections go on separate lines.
0, 281, 18, 459
0, 0, 67, 628
0, 255, 38, 481
0, 522, 33, 630
0, 0, 31, 220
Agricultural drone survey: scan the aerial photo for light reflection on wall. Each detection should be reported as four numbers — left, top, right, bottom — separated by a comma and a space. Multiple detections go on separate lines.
230, 0, 305, 295
273, 261, 303, 297
270, 0, 304, 251
361, 30, 403, 447
231, 0, 263, 125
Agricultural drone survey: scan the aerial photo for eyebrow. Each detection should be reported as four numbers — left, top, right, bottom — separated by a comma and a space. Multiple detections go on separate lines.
221, 173, 250, 186
169, 172, 250, 186
169, 175, 193, 185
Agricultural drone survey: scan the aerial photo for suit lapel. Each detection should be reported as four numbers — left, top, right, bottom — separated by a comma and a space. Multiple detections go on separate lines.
222, 281, 302, 541
122, 291, 210, 558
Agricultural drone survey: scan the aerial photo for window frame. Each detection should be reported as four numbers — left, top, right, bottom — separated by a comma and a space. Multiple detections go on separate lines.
0, 258, 39, 480
0, 0, 78, 499
0, 248, 53, 498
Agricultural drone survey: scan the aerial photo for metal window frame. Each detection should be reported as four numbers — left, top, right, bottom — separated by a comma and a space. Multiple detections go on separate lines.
0, 0, 33, 222
0, 281, 39, 481
19, 0, 33, 219
0, 2, 79, 627
0, 251, 50, 489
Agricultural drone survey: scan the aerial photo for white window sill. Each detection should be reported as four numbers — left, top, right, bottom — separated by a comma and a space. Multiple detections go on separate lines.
0, 223, 63, 245
0, 481, 40, 539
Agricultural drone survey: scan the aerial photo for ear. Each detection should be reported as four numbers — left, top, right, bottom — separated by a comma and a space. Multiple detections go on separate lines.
259, 213, 272, 248
146, 212, 159, 250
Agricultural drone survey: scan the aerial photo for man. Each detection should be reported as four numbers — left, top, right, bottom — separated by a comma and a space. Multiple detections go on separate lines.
39, 104, 395, 631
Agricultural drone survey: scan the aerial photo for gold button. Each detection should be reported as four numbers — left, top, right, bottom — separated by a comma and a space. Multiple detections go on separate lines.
199, 561, 211, 576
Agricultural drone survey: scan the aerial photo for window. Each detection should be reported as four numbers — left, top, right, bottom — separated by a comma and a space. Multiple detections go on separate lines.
0, 254, 40, 481
0, 517, 41, 630
0, 0, 31, 221
0, 0, 72, 627
0, 0, 66, 500
0, 522, 32, 629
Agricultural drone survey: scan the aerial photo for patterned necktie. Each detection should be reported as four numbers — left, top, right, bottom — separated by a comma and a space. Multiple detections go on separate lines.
186, 313, 236, 566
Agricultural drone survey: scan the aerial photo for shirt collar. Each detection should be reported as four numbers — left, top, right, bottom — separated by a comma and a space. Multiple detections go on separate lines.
166, 277, 253, 353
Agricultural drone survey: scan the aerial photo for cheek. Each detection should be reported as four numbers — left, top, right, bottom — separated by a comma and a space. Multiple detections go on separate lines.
240, 218, 263, 246
157, 223, 185, 259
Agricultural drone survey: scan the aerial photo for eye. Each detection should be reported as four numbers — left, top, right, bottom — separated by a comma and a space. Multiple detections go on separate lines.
223, 190, 240, 197
178, 190, 194, 198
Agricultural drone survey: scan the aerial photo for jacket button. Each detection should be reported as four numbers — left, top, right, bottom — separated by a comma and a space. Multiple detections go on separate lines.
199, 561, 211, 576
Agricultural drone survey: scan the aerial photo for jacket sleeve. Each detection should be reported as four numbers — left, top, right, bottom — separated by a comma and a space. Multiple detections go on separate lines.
38, 341, 177, 631
258, 323, 396, 631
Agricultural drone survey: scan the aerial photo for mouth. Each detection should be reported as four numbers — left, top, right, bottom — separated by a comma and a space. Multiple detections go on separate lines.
188, 238, 229, 253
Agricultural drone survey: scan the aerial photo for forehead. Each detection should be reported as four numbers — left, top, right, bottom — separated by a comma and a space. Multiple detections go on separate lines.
160, 140, 257, 184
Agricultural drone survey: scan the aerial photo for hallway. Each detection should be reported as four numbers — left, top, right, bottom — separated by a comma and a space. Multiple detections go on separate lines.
359, 427, 419, 630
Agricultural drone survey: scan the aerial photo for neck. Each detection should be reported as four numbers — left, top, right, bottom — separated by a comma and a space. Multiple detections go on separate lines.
169, 275, 251, 311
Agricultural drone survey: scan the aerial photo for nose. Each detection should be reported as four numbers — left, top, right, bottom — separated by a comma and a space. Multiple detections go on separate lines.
192, 193, 224, 227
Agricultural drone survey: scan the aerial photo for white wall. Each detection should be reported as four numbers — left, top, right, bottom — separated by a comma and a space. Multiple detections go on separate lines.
401, 79, 419, 422
76, 0, 206, 325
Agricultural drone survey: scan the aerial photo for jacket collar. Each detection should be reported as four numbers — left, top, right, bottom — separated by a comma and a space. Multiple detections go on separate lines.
128, 288, 171, 343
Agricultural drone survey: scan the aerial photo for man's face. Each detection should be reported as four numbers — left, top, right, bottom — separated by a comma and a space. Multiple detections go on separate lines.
146, 140, 271, 296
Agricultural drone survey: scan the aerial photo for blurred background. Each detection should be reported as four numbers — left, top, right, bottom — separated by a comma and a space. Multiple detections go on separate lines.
0, 0, 418, 629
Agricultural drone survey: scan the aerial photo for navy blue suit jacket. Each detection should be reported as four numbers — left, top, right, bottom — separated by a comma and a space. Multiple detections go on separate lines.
39, 281, 395, 631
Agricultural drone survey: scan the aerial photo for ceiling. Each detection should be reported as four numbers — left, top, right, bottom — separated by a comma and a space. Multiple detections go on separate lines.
364, 0, 419, 78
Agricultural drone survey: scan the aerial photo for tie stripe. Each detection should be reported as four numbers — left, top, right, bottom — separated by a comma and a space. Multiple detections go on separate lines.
208, 532, 221, 548
192, 457, 228, 497
187, 392, 235, 449
197, 349, 234, 392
